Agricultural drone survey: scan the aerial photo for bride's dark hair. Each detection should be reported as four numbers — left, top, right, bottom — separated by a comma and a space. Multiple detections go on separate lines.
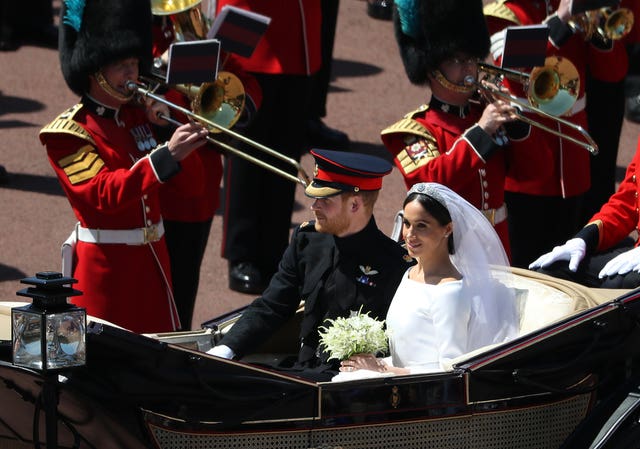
404, 192, 455, 254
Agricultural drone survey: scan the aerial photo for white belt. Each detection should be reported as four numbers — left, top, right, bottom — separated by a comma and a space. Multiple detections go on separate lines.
482, 204, 507, 226
76, 220, 164, 245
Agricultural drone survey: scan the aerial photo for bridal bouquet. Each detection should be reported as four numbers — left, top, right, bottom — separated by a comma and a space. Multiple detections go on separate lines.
318, 309, 389, 362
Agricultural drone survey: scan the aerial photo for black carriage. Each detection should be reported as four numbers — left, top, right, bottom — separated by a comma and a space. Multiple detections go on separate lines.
1, 268, 640, 449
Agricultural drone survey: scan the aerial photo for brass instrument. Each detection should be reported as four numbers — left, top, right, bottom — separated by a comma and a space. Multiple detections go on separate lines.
150, 0, 245, 134
127, 80, 310, 186
478, 56, 579, 117
569, 7, 634, 42
467, 57, 598, 155
151, 0, 209, 41
150, 71, 246, 131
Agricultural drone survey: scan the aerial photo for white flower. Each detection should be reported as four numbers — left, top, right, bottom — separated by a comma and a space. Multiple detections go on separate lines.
318, 308, 389, 362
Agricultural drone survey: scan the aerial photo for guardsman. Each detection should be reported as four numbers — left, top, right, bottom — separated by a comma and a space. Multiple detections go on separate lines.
218, 0, 323, 294
530, 136, 640, 289
484, 0, 627, 268
151, 10, 264, 330
208, 149, 413, 381
380, 0, 521, 255
40, 0, 209, 333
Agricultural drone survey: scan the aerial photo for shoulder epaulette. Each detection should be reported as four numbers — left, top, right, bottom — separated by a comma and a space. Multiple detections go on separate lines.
381, 116, 435, 145
381, 115, 440, 176
39, 104, 95, 145
483, 0, 521, 25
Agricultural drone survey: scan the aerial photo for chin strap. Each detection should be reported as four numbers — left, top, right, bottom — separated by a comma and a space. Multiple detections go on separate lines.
431, 70, 475, 95
94, 70, 135, 102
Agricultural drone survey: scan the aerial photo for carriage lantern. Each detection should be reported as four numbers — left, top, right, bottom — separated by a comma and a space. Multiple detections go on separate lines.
11, 271, 86, 372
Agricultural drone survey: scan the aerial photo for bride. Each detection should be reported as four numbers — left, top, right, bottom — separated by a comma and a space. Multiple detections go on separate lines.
338, 182, 519, 377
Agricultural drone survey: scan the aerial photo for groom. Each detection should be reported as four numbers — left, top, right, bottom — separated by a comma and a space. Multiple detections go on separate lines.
208, 149, 413, 380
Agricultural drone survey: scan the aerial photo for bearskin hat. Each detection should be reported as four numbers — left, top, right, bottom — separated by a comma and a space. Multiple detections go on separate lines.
59, 0, 153, 96
393, 0, 490, 85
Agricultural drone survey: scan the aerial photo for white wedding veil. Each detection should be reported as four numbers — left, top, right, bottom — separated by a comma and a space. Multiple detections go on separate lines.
394, 182, 519, 349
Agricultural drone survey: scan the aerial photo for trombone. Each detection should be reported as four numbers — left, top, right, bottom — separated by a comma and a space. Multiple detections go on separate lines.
127, 79, 311, 186
569, 6, 634, 42
467, 57, 598, 155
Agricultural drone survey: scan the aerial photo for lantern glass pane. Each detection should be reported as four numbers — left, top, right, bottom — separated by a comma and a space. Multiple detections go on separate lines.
45, 311, 86, 370
12, 309, 43, 370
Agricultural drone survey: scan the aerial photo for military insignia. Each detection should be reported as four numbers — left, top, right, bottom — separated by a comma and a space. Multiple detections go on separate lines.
403, 254, 414, 263
356, 265, 378, 287
130, 124, 157, 152
96, 105, 106, 116
57, 144, 105, 185
313, 164, 318, 177
405, 136, 429, 161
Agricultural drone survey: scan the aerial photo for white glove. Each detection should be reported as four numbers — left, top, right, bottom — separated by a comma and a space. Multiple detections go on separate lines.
206, 344, 235, 359
598, 246, 640, 278
528, 238, 586, 272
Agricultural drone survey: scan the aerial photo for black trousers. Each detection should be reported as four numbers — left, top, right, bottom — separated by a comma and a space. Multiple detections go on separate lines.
222, 73, 312, 278
309, 0, 340, 119
164, 218, 213, 330
506, 191, 584, 269
581, 75, 625, 223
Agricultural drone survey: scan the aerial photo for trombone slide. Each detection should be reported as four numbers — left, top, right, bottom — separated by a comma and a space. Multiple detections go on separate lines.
128, 80, 310, 186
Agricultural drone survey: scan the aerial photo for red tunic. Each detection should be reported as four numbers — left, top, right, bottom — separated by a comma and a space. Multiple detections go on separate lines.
40, 101, 205, 333
484, 0, 621, 197
215, 0, 322, 75
590, 138, 640, 251
151, 20, 263, 222
381, 103, 510, 254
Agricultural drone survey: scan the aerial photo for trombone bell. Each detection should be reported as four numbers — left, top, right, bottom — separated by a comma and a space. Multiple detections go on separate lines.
528, 56, 579, 117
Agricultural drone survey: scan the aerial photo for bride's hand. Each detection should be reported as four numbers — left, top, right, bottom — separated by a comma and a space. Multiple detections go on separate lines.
340, 353, 387, 372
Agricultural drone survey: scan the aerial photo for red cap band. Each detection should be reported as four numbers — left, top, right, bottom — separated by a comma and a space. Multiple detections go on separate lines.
315, 167, 383, 190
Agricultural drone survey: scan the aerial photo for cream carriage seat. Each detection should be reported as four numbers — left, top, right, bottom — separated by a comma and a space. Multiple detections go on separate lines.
445, 268, 629, 370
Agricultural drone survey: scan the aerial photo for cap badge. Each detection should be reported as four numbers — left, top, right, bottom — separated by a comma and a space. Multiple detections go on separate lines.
356, 265, 378, 287
313, 164, 319, 177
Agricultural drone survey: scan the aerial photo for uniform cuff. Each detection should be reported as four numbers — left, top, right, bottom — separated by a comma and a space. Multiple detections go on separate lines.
149, 142, 181, 182
464, 124, 500, 161
545, 14, 574, 47
575, 223, 599, 254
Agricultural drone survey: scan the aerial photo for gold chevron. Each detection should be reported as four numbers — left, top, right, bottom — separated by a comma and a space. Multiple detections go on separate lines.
58, 144, 105, 185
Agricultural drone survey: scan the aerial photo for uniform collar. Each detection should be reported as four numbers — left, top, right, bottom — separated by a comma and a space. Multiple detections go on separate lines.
334, 216, 379, 253
82, 94, 120, 120
430, 96, 470, 119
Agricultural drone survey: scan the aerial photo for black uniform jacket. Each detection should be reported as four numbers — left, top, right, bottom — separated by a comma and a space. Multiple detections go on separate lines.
220, 217, 413, 366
